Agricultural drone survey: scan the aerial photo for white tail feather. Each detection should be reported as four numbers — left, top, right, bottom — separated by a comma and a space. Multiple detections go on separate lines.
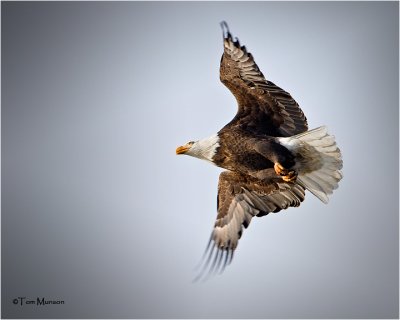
278, 126, 343, 203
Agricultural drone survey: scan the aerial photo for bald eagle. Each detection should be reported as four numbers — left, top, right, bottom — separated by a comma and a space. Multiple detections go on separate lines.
176, 22, 343, 280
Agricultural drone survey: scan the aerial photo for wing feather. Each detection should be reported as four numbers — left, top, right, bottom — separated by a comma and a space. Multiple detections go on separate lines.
219, 22, 308, 137
194, 171, 305, 281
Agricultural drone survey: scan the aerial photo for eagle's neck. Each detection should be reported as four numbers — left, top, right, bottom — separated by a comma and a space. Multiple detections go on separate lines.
188, 134, 220, 163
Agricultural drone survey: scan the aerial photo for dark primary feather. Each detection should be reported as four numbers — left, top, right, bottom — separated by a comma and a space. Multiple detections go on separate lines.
219, 22, 308, 137
194, 171, 305, 281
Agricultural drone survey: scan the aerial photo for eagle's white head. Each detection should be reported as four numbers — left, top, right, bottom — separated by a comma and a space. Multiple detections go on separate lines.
176, 134, 220, 163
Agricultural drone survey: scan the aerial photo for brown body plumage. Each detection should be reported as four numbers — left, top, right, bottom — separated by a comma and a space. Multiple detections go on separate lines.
213, 130, 295, 177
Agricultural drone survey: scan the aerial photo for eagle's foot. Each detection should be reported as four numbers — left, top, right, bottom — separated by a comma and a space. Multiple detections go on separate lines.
282, 170, 298, 182
274, 162, 297, 182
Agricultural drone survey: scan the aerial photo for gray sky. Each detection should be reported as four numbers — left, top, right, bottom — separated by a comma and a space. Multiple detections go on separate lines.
2, 1, 398, 318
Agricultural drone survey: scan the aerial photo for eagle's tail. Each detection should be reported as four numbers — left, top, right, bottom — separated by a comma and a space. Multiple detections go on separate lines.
278, 126, 343, 203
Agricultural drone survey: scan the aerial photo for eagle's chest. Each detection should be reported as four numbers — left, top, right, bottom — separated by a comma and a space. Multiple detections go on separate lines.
213, 141, 273, 172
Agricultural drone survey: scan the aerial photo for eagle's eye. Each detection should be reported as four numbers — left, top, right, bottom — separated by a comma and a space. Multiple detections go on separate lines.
188, 141, 195, 146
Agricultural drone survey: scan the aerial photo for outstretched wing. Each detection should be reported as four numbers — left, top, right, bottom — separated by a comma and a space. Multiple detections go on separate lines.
194, 171, 305, 281
219, 22, 308, 137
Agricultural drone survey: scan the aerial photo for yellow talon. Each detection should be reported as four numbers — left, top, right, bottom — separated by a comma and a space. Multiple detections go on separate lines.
274, 162, 284, 175
274, 162, 297, 182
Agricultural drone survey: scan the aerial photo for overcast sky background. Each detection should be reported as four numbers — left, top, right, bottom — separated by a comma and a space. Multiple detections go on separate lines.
2, 1, 399, 318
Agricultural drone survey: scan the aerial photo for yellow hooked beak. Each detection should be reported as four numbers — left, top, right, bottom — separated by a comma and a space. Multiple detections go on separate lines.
176, 144, 191, 155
